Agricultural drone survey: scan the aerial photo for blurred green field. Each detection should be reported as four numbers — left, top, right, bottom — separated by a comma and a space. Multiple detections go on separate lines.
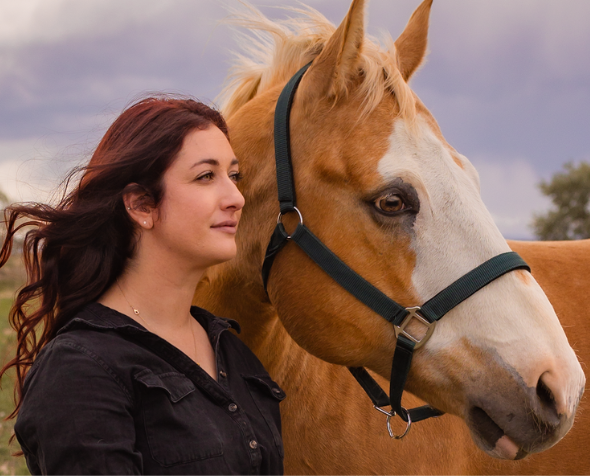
0, 255, 30, 475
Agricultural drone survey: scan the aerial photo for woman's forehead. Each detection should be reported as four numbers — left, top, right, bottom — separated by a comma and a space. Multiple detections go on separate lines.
174, 127, 237, 169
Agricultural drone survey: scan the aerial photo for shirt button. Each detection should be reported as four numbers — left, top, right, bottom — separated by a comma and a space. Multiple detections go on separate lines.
228, 403, 238, 412
249, 440, 258, 449
219, 371, 227, 378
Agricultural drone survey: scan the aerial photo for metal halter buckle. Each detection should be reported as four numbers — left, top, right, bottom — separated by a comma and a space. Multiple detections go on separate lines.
373, 405, 412, 439
276, 207, 303, 239
394, 306, 436, 349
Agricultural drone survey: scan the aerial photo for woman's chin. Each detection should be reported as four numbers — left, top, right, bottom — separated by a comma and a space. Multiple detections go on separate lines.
202, 246, 238, 267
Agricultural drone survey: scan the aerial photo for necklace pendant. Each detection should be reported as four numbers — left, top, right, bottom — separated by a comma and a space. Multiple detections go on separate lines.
133, 309, 140, 315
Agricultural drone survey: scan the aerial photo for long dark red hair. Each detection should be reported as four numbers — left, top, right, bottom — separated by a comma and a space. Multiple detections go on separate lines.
0, 95, 229, 417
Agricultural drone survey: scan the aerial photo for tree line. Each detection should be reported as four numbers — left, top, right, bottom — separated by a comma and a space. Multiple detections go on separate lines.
532, 162, 590, 240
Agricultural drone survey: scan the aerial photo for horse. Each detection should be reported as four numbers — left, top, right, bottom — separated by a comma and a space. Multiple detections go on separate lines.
194, 0, 587, 473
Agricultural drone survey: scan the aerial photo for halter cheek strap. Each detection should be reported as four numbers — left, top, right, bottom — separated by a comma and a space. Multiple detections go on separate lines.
263, 62, 531, 437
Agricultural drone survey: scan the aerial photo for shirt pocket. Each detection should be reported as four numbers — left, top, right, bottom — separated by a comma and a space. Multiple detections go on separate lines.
134, 368, 224, 467
242, 374, 286, 458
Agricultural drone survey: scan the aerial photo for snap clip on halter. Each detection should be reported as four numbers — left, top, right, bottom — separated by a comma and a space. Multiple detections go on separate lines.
373, 405, 412, 439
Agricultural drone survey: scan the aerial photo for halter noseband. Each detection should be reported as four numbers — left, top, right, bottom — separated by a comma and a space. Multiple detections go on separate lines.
262, 63, 530, 438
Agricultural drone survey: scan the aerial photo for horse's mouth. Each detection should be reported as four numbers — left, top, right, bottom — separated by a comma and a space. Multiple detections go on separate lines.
468, 407, 528, 460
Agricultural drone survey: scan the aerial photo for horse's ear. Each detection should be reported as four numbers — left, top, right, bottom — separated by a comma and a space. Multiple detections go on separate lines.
394, 0, 433, 81
299, 0, 365, 102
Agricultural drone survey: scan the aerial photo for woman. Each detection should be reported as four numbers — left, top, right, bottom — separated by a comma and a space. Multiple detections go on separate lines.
0, 96, 285, 475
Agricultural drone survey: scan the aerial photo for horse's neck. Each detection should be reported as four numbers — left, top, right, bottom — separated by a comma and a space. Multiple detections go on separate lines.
194, 260, 296, 379
194, 262, 475, 474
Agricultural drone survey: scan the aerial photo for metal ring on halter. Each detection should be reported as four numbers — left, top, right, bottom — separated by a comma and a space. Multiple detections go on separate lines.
276, 207, 303, 239
373, 405, 412, 439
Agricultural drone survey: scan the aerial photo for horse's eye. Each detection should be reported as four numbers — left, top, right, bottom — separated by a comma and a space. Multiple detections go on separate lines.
375, 193, 406, 214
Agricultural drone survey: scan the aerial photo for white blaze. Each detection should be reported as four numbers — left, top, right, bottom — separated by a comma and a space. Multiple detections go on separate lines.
377, 117, 584, 413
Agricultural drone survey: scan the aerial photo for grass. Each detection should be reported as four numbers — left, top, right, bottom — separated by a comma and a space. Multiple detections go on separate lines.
0, 255, 30, 476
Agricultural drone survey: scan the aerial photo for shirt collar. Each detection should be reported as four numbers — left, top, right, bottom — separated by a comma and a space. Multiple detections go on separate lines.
58, 302, 241, 338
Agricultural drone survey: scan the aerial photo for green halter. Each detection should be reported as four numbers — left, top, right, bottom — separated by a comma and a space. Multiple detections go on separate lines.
262, 62, 530, 438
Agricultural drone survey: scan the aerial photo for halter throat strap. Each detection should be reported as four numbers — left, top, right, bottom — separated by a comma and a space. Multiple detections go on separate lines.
263, 62, 531, 433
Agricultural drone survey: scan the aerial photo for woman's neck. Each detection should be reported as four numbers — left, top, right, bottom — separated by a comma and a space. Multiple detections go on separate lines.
98, 248, 220, 375
99, 244, 205, 332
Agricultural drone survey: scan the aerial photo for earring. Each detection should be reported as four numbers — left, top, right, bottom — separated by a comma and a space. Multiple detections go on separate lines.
143, 221, 147, 225
127, 207, 131, 210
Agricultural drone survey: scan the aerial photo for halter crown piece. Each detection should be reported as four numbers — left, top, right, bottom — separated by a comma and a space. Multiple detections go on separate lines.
262, 63, 531, 439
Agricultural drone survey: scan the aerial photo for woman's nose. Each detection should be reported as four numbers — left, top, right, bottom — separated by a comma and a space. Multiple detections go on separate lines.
223, 178, 245, 211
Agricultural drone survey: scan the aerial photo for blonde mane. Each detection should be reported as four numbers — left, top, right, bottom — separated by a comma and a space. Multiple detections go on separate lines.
218, 2, 416, 122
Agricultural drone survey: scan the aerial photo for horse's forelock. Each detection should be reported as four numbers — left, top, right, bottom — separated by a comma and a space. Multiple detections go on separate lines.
218, 2, 416, 125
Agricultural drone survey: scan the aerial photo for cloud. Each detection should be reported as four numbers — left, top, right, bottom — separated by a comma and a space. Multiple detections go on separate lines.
0, 0, 587, 242
401, 0, 590, 177
414, 82, 590, 178
0, 0, 179, 47
410, 0, 590, 89
0, 1, 234, 140
0, 0, 342, 143
0, 139, 63, 203
470, 155, 551, 240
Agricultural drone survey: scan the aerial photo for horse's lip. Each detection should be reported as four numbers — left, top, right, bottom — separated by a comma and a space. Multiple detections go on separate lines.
468, 406, 525, 460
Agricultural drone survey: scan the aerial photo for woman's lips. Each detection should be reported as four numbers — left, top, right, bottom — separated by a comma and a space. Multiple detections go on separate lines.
211, 221, 238, 234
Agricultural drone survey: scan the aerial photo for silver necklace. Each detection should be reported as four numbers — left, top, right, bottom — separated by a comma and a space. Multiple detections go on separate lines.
116, 280, 200, 366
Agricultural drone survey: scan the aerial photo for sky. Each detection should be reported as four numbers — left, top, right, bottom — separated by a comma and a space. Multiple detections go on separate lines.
0, 0, 588, 239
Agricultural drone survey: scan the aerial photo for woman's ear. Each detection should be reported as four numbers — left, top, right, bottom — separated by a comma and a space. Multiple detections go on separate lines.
122, 184, 156, 230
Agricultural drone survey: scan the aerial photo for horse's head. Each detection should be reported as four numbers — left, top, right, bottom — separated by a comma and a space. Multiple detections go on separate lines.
221, 0, 585, 459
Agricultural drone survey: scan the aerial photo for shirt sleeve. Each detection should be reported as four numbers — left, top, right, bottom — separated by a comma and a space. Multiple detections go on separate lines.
14, 340, 142, 475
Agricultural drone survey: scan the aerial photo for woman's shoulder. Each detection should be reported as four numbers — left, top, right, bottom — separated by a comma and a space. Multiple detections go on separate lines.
15, 306, 146, 475
23, 331, 136, 408
49, 303, 151, 362
25, 303, 168, 395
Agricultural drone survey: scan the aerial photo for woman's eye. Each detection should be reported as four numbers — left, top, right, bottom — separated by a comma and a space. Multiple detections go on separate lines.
197, 172, 214, 181
230, 172, 243, 183
375, 193, 406, 214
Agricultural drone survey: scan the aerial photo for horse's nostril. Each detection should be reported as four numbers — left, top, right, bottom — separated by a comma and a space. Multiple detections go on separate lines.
536, 374, 556, 411
535, 372, 564, 427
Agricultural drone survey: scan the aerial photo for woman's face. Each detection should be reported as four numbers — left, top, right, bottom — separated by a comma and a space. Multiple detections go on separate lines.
153, 126, 245, 269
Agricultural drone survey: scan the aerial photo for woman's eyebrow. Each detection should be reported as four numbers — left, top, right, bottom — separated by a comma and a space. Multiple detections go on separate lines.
190, 158, 239, 169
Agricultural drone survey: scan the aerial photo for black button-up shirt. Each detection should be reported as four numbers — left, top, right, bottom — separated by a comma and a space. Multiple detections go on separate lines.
14, 303, 285, 475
